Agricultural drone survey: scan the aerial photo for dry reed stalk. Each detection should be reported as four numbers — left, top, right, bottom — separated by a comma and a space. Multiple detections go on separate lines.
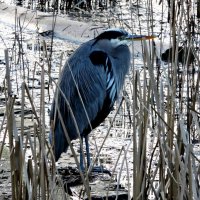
20, 82, 25, 140
5, 49, 16, 200
0, 111, 8, 159
105, 143, 124, 199
33, 123, 39, 199
131, 53, 138, 200
39, 63, 46, 199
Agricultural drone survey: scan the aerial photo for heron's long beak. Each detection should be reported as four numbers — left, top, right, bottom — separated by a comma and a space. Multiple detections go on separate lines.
126, 35, 156, 41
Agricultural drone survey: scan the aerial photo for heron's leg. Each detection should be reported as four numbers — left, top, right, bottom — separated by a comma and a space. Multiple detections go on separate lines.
80, 135, 110, 175
84, 134, 91, 167
84, 135, 111, 175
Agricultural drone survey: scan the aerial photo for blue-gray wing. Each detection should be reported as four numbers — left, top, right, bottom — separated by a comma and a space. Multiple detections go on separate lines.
50, 48, 115, 161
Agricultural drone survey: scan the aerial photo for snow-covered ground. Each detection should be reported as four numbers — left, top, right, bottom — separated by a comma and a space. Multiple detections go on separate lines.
0, 0, 199, 199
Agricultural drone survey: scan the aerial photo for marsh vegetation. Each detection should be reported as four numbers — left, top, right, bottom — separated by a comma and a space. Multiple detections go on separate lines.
0, 0, 199, 199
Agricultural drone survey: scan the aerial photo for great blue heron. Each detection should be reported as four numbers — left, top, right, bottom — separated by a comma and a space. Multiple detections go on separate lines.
50, 28, 154, 171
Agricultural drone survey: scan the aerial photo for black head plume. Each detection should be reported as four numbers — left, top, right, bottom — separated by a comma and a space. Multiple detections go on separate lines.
93, 29, 128, 45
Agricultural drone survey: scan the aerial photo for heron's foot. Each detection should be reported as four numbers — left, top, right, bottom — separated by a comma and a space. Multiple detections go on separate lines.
79, 165, 111, 176
90, 165, 111, 176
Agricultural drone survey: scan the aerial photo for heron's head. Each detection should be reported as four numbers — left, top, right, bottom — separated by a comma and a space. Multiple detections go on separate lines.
93, 28, 155, 47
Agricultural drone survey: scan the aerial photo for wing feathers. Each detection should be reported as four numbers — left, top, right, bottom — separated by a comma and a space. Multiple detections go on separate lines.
50, 48, 118, 160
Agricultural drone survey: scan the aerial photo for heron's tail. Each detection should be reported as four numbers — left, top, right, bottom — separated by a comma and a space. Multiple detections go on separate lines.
49, 122, 69, 161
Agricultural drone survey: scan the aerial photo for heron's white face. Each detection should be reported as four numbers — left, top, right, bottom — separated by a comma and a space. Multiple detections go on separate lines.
110, 38, 129, 48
